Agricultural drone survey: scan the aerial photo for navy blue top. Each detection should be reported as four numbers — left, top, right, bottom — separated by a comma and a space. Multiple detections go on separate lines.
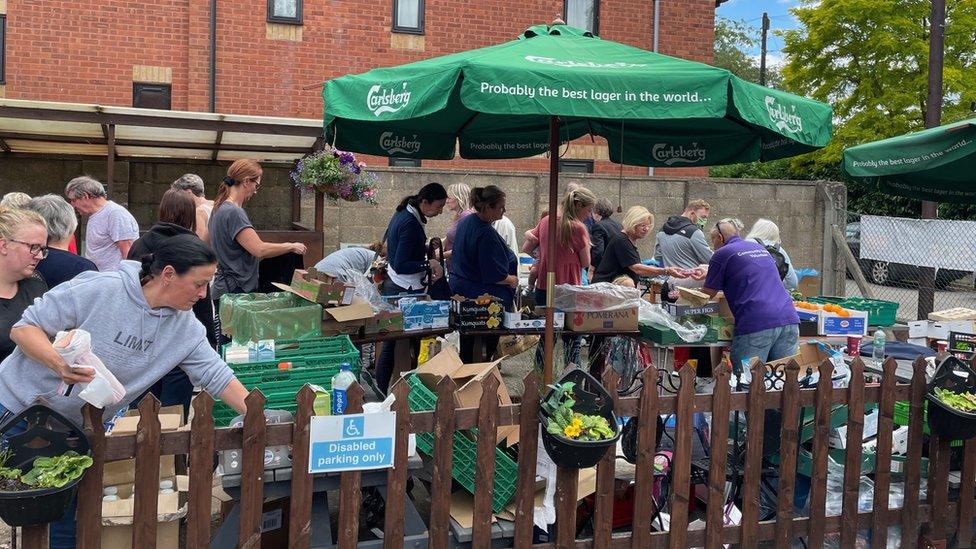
449, 213, 517, 308
386, 208, 428, 277
35, 248, 98, 289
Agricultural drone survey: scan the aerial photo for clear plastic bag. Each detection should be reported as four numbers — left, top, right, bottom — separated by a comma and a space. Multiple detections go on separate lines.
638, 300, 708, 343
54, 329, 126, 408
223, 292, 322, 343
553, 283, 639, 312
342, 269, 396, 312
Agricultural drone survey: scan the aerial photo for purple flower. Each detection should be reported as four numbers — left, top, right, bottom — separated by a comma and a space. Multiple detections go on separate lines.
351, 164, 361, 174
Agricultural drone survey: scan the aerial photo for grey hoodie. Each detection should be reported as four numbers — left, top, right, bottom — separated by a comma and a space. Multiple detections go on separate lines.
653, 215, 713, 269
0, 261, 235, 426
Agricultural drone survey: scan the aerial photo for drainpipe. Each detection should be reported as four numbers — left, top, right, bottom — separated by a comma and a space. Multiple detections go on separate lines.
653, 0, 660, 53
209, 0, 217, 112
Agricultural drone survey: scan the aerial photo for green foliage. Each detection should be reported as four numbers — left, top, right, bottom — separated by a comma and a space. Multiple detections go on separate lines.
541, 381, 615, 441
933, 387, 976, 413
713, 18, 782, 88
21, 451, 93, 489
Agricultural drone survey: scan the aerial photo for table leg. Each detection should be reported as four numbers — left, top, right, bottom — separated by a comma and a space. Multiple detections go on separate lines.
473, 335, 486, 362
388, 337, 415, 389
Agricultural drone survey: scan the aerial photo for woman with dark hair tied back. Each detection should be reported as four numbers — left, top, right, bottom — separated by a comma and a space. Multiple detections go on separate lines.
375, 182, 447, 393
0, 234, 249, 547
209, 159, 307, 344
450, 185, 518, 362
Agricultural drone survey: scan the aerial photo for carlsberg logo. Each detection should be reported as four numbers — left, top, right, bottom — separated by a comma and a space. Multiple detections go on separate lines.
367, 83, 411, 116
524, 55, 647, 69
652, 143, 706, 165
380, 132, 421, 155
765, 96, 803, 134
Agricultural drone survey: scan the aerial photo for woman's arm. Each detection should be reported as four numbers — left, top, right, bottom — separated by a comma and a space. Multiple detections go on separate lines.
195, 207, 210, 243
218, 378, 249, 414
236, 228, 306, 259
9, 325, 95, 384
629, 264, 687, 278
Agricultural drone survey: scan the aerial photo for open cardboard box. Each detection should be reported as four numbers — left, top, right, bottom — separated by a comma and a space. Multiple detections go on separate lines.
765, 341, 831, 374
101, 475, 187, 549
319, 296, 375, 336
103, 405, 184, 487
414, 347, 518, 446
274, 268, 355, 306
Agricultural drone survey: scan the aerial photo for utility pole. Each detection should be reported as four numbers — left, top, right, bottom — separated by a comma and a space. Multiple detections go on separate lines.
918, 0, 945, 319
760, 12, 770, 86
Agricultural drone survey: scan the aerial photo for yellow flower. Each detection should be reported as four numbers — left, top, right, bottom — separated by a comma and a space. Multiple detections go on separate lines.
563, 417, 584, 438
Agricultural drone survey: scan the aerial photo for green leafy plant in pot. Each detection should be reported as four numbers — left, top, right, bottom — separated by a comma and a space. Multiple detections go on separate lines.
925, 356, 976, 440
540, 369, 620, 469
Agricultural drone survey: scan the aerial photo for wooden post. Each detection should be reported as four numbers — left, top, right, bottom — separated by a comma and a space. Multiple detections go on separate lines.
775, 361, 801, 547
428, 376, 458, 547
187, 394, 215, 548
514, 372, 542, 549
76, 405, 106, 548
337, 383, 366, 547
630, 367, 659, 549
289, 387, 314, 549
238, 390, 267, 549
472, 375, 500, 545
132, 396, 161, 549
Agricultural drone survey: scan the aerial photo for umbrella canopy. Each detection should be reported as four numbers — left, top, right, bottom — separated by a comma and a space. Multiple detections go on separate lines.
843, 118, 976, 203
324, 24, 832, 165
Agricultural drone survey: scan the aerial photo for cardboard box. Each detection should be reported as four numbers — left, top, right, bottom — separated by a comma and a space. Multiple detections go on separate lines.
765, 342, 832, 374
502, 310, 564, 330
929, 320, 975, 340
908, 320, 928, 339
363, 309, 404, 335
414, 347, 517, 446
565, 306, 638, 333
676, 286, 712, 307
101, 475, 186, 549
103, 407, 183, 487
716, 291, 734, 321
818, 309, 868, 336
320, 296, 374, 336
399, 298, 451, 332
928, 307, 976, 321
663, 301, 720, 317
452, 294, 504, 330
276, 268, 355, 306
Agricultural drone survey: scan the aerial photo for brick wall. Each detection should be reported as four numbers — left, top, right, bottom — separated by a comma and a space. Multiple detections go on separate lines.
4, 0, 715, 176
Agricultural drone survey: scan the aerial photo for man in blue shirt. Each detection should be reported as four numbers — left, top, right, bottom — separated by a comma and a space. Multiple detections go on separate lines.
700, 220, 799, 370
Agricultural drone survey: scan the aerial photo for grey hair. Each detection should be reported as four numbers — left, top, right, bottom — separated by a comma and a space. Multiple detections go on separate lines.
594, 198, 615, 218
26, 194, 78, 244
65, 176, 107, 199
746, 218, 782, 245
171, 173, 205, 197
0, 192, 31, 209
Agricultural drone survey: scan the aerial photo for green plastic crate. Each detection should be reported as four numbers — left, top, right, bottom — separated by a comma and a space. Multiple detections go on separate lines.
406, 374, 518, 513
639, 322, 718, 346
893, 401, 963, 447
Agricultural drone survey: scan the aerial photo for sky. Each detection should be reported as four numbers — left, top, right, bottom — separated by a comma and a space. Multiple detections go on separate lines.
716, 0, 802, 64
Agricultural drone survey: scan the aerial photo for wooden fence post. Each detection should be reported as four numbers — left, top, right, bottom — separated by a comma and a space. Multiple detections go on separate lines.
704, 360, 730, 548
807, 359, 835, 547
902, 357, 928, 543
132, 396, 161, 549
871, 358, 897, 549
289, 386, 314, 549
514, 372, 541, 549
667, 365, 695, 549
383, 380, 411, 549
428, 376, 458, 547
593, 368, 619, 549
76, 404, 105, 549
238, 390, 267, 549
337, 383, 366, 548
775, 360, 801, 547
739, 358, 766, 548
187, 393, 215, 548
472, 374, 500, 545
630, 367, 659, 549
841, 358, 866, 548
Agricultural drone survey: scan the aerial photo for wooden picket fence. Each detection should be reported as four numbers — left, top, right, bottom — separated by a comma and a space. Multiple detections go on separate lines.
17, 356, 976, 548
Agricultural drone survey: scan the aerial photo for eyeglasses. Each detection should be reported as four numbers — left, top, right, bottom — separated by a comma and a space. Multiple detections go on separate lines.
8, 240, 50, 258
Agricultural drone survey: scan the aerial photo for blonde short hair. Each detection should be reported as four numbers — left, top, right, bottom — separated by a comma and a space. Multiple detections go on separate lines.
448, 183, 471, 212
0, 192, 31, 209
685, 199, 711, 211
0, 206, 47, 240
746, 218, 782, 244
621, 206, 654, 234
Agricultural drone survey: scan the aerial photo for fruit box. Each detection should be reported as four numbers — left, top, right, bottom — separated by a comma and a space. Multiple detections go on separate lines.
818, 309, 868, 336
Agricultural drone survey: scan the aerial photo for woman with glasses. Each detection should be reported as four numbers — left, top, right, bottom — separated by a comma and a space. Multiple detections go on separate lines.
0, 206, 49, 363
209, 159, 307, 344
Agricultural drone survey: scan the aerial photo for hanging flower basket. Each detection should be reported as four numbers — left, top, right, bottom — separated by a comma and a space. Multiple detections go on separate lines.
291, 146, 379, 204
540, 369, 620, 469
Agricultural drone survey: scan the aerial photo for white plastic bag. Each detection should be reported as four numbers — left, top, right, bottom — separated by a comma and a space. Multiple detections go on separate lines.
638, 301, 708, 343
54, 330, 126, 408
362, 392, 416, 457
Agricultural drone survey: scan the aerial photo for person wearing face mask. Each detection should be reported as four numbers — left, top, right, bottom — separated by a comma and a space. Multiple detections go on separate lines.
0, 207, 49, 364
449, 186, 518, 362
208, 159, 307, 344
653, 199, 714, 278
0, 235, 249, 548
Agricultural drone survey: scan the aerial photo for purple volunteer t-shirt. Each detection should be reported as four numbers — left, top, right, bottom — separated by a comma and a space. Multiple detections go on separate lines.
703, 235, 799, 336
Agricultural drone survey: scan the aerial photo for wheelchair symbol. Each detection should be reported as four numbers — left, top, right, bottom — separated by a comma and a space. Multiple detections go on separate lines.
342, 417, 364, 438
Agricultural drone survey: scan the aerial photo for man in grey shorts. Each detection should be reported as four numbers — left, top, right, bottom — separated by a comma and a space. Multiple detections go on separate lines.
65, 176, 139, 271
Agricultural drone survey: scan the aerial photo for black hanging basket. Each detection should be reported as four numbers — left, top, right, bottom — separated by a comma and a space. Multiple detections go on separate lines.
925, 356, 976, 441
0, 404, 91, 527
540, 369, 620, 469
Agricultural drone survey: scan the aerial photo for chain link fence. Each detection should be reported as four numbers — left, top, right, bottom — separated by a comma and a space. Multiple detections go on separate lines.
840, 211, 976, 321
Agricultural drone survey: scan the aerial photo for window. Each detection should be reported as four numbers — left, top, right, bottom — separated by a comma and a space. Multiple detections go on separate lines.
0, 15, 5, 84
564, 0, 599, 34
132, 83, 172, 110
268, 0, 302, 25
393, 0, 424, 34
558, 160, 594, 174
389, 157, 421, 167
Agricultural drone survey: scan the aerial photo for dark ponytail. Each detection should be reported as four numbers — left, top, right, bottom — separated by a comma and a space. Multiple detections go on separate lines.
469, 185, 505, 213
396, 182, 447, 213
139, 234, 217, 284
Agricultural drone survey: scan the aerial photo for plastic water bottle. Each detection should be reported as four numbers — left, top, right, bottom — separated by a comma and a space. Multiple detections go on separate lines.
331, 363, 356, 415
872, 330, 886, 368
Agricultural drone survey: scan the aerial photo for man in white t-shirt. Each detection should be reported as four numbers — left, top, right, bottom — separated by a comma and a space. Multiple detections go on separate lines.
65, 176, 140, 271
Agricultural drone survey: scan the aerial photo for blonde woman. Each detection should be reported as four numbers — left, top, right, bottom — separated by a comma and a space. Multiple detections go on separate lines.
0, 207, 48, 364
593, 206, 688, 285
442, 183, 472, 270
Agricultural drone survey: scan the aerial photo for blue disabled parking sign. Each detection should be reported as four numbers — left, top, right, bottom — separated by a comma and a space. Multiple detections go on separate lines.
309, 412, 396, 473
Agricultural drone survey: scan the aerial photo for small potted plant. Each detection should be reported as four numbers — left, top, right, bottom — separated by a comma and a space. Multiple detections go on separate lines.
0, 405, 93, 526
291, 146, 379, 204
925, 356, 976, 440
540, 369, 620, 469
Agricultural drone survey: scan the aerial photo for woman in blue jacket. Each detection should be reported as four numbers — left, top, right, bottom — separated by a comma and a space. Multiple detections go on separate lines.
376, 182, 447, 392
450, 185, 518, 362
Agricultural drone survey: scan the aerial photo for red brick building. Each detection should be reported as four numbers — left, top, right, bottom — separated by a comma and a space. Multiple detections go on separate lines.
0, 0, 717, 175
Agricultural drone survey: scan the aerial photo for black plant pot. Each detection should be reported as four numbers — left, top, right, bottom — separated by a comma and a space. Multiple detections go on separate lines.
925, 356, 976, 441
540, 369, 620, 469
0, 404, 91, 527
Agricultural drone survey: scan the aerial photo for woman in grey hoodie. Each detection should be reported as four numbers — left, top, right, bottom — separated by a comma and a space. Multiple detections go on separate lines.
0, 235, 249, 548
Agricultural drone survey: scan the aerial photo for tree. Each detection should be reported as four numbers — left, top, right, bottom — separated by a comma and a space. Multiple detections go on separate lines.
713, 17, 782, 88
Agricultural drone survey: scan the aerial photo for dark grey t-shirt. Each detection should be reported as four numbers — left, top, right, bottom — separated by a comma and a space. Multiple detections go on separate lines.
209, 203, 257, 299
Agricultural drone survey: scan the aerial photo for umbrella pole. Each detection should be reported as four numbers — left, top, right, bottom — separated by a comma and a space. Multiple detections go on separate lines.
543, 115, 560, 385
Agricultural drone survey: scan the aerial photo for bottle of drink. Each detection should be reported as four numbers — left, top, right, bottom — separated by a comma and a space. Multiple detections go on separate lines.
331, 363, 356, 415
872, 330, 886, 368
